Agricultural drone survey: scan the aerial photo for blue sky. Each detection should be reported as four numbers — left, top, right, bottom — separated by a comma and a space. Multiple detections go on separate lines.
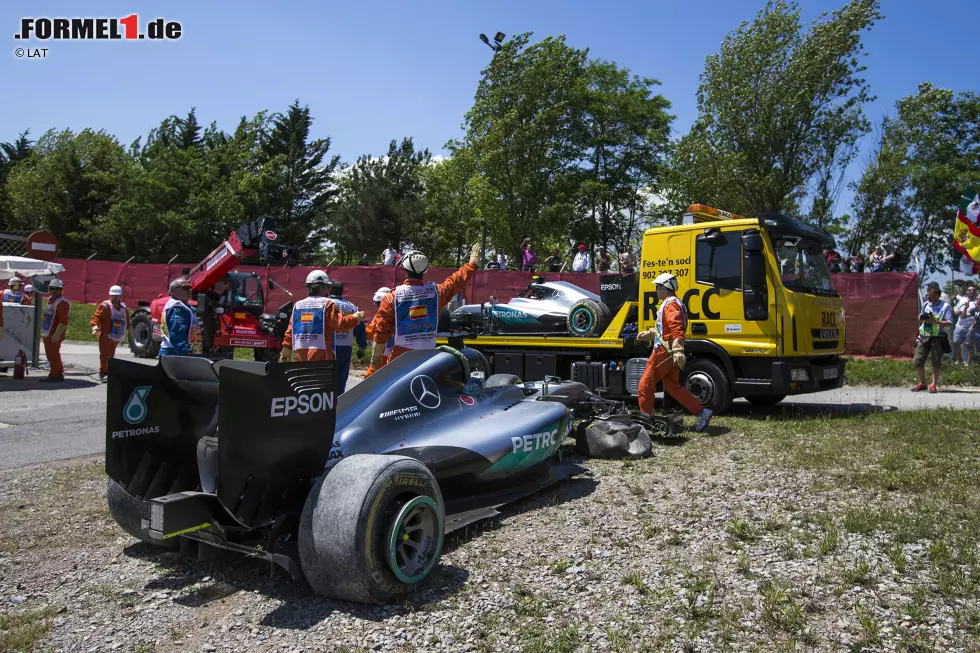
1, 0, 977, 225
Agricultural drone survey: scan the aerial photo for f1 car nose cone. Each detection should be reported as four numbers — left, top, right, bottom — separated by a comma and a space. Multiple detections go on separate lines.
410, 375, 441, 410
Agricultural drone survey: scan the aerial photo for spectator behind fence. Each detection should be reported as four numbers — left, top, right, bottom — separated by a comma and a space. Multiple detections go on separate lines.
824, 248, 842, 273
868, 246, 885, 272
572, 244, 591, 272
881, 242, 907, 272
544, 249, 563, 273
619, 250, 635, 274
850, 253, 865, 273
952, 285, 978, 364
912, 281, 953, 393
596, 248, 612, 273
520, 238, 538, 271
382, 244, 398, 266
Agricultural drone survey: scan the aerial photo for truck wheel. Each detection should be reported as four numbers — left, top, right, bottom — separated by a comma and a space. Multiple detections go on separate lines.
129, 313, 159, 358
567, 299, 609, 338
253, 348, 279, 363
106, 479, 177, 549
746, 395, 786, 406
682, 358, 733, 414
485, 373, 523, 387
299, 455, 445, 604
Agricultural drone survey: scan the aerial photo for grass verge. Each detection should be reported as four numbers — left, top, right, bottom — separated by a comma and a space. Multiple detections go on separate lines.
0, 607, 58, 653
845, 356, 980, 387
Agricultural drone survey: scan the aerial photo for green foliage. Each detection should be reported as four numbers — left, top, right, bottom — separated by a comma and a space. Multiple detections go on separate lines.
669, 0, 881, 222
330, 138, 431, 264
849, 83, 980, 272
454, 33, 674, 264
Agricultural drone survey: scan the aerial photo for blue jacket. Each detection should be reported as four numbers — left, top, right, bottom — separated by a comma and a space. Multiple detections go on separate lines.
160, 301, 194, 355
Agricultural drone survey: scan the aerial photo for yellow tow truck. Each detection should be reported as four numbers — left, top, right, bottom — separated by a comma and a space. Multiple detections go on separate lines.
439, 204, 846, 413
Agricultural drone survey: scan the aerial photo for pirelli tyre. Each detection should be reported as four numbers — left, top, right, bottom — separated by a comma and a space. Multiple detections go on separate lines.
128, 311, 160, 358
106, 479, 177, 549
299, 455, 445, 604
567, 299, 610, 338
484, 373, 523, 388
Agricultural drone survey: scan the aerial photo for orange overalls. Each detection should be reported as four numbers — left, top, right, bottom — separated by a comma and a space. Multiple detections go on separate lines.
282, 296, 359, 362
637, 295, 703, 416
369, 262, 476, 364
91, 299, 128, 375
42, 296, 70, 378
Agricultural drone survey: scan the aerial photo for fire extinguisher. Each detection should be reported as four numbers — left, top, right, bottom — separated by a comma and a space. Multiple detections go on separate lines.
13, 350, 27, 380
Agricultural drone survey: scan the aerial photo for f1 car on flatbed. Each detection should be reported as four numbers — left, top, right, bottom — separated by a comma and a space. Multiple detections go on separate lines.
105, 346, 661, 604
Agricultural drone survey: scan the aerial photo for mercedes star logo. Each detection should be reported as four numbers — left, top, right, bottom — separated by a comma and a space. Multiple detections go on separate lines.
410, 375, 441, 410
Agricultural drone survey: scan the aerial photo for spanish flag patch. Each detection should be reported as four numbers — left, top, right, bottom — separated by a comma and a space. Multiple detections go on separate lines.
409, 306, 428, 320
300, 313, 314, 323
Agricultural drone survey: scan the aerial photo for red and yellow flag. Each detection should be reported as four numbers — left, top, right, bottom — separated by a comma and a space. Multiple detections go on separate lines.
953, 187, 980, 275
409, 306, 428, 320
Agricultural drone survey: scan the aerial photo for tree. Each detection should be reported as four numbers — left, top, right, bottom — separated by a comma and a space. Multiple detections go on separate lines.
6, 129, 131, 252
0, 130, 34, 231
459, 33, 590, 261
575, 60, 674, 258
330, 138, 431, 264
850, 83, 980, 273
670, 0, 881, 220
420, 150, 482, 266
261, 101, 341, 255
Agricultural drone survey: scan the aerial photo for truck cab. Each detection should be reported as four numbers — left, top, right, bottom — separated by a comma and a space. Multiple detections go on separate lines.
638, 204, 846, 410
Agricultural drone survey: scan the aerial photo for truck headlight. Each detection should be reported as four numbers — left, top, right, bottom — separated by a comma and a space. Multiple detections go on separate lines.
790, 368, 809, 382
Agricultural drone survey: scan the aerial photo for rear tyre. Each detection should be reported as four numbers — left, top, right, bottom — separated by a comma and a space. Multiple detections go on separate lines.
567, 299, 610, 338
681, 358, 733, 414
484, 373, 523, 388
299, 455, 445, 604
746, 394, 786, 406
106, 479, 177, 548
128, 312, 160, 359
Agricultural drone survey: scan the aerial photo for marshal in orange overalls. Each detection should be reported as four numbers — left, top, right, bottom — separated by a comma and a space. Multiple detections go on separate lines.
637, 295, 704, 416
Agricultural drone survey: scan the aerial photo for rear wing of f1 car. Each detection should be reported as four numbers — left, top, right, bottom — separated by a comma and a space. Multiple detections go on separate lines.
105, 356, 338, 541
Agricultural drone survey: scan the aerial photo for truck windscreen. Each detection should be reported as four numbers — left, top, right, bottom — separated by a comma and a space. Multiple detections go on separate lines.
772, 238, 837, 297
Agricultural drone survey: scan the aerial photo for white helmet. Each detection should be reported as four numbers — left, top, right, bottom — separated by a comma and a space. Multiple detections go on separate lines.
653, 272, 679, 292
9, 277, 22, 288
373, 286, 392, 303
48, 278, 64, 290
109, 285, 123, 296
401, 251, 429, 275
24, 285, 33, 293
305, 270, 330, 287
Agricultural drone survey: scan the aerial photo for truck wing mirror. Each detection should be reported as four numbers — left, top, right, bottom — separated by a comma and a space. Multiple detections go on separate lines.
699, 228, 728, 248
742, 229, 764, 253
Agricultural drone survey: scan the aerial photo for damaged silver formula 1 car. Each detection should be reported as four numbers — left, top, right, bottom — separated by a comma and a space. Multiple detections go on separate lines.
105, 346, 665, 604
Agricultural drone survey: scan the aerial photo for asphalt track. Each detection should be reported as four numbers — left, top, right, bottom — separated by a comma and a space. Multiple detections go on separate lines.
1, 341, 977, 470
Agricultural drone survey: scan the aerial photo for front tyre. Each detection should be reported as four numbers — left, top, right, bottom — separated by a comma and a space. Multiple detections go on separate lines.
299, 455, 445, 604
567, 299, 609, 338
681, 358, 733, 414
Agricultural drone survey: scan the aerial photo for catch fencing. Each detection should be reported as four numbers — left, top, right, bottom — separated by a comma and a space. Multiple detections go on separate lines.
41, 257, 919, 357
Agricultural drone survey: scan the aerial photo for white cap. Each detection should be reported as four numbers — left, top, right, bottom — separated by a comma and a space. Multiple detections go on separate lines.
48, 278, 64, 289
24, 285, 33, 293
653, 272, 679, 292
305, 270, 330, 286
9, 276, 22, 286
401, 251, 429, 275
109, 285, 123, 296
373, 286, 392, 302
